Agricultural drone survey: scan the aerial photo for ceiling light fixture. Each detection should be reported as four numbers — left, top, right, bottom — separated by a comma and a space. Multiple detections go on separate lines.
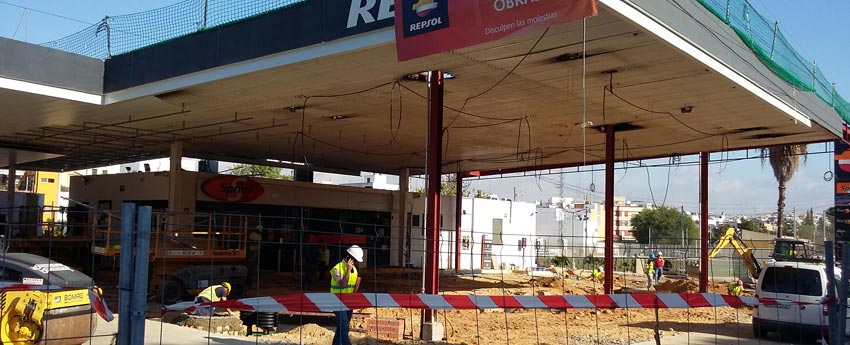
322, 114, 352, 120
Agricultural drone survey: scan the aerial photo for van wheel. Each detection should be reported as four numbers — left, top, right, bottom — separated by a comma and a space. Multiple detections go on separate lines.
752, 321, 767, 339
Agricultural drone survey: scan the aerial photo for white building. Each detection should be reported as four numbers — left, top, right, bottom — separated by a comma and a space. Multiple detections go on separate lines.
340, 173, 399, 191
408, 196, 537, 271
535, 204, 600, 259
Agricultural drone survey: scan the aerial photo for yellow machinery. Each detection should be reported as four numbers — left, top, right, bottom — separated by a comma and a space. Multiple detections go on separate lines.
0, 252, 103, 345
708, 227, 764, 279
709, 227, 814, 280
0, 288, 97, 345
91, 211, 249, 303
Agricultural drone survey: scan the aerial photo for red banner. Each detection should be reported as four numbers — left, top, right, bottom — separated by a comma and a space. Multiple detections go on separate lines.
394, 0, 598, 62
201, 176, 265, 202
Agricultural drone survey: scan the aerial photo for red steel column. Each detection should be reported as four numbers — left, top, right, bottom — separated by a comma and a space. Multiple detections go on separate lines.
604, 126, 615, 294
425, 71, 444, 302
699, 152, 709, 292
455, 173, 462, 272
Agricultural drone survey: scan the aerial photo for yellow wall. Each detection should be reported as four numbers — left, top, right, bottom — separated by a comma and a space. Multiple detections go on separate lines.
35, 172, 60, 207
32, 172, 59, 221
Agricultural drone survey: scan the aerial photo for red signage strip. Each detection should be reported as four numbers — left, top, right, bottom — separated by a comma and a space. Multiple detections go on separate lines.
394, 0, 598, 62
201, 176, 265, 202
308, 234, 368, 245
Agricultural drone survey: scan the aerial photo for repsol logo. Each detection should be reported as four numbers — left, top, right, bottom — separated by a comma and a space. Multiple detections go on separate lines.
202, 176, 265, 203
409, 17, 443, 32
347, 0, 395, 29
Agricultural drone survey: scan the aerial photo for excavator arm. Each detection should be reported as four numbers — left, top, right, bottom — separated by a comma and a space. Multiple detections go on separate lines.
708, 228, 736, 259
708, 227, 762, 279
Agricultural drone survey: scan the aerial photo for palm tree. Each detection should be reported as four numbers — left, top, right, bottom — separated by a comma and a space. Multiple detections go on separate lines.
761, 145, 807, 238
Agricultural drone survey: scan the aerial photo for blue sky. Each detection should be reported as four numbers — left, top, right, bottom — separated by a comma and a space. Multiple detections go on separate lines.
0, 0, 847, 215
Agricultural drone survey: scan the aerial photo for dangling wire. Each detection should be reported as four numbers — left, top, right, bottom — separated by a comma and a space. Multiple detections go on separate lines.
581, 17, 592, 197
825, 141, 834, 181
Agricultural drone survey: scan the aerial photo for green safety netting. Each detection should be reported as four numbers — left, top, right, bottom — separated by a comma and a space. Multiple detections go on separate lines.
697, 0, 850, 123
39, 0, 306, 59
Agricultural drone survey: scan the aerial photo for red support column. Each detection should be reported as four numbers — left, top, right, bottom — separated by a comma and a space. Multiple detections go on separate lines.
425, 70, 444, 302
455, 173, 462, 272
604, 125, 615, 294
699, 152, 709, 292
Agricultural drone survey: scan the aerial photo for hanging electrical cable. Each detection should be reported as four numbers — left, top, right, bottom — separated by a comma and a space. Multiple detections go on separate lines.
825, 141, 834, 181
581, 17, 595, 195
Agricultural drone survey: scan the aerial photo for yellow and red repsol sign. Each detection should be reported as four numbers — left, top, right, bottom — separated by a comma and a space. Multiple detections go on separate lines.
202, 176, 265, 202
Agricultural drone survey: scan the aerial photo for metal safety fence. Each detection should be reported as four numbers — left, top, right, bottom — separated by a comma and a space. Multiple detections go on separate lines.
0, 205, 839, 344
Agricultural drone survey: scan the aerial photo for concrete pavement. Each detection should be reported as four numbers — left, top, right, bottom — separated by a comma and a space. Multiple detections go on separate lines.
84, 316, 260, 345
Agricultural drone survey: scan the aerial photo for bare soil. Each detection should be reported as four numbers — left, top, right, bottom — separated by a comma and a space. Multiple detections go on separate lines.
162, 270, 752, 344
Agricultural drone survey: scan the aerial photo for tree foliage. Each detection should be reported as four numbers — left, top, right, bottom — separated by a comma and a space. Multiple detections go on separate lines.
739, 218, 759, 232
631, 206, 699, 245
231, 164, 292, 180
796, 224, 816, 241
416, 175, 491, 198
761, 145, 807, 237
804, 208, 815, 226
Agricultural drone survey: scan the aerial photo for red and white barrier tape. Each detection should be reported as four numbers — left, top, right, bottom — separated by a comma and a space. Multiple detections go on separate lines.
163, 292, 800, 313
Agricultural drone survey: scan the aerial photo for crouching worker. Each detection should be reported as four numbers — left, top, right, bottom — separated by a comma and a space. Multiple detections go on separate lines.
728, 279, 744, 296
592, 266, 603, 281
330, 245, 364, 345
195, 282, 232, 316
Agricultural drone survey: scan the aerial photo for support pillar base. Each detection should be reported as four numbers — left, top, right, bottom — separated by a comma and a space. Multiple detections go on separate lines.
420, 322, 445, 341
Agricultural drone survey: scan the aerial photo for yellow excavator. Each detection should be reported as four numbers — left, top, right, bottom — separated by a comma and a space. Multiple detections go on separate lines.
0, 253, 108, 345
708, 227, 812, 280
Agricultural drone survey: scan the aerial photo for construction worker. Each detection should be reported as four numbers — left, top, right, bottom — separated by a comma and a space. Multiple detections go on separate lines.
319, 243, 330, 280
592, 266, 603, 281
728, 279, 744, 296
247, 225, 262, 284
194, 282, 232, 316
645, 253, 656, 288
653, 252, 665, 283
330, 245, 364, 345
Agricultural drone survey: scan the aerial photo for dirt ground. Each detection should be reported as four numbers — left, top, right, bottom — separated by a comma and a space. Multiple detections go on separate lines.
159, 269, 755, 344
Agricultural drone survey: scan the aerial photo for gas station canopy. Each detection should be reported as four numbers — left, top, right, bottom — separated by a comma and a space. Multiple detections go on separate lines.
0, 0, 842, 174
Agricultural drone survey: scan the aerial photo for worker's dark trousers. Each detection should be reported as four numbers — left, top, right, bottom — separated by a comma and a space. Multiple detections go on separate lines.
195, 297, 214, 316
333, 310, 353, 345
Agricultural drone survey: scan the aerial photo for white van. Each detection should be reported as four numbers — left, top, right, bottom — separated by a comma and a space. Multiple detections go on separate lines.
753, 260, 849, 341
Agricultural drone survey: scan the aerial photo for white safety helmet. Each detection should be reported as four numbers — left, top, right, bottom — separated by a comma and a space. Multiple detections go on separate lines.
656, 252, 662, 256
347, 245, 364, 263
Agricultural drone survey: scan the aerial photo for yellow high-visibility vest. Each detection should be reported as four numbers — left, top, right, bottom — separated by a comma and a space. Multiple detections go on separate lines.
198, 285, 226, 302
644, 261, 654, 274
330, 261, 358, 293
248, 231, 262, 252
728, 283, 743, 296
